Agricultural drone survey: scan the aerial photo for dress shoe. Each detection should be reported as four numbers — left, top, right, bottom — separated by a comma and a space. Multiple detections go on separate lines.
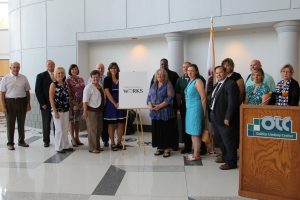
44, 143, 50, 147
215, 157, 225, 163
104, 142, 109, 147
63, 147, 74, 152
57, 150, 66, 153
18, 143, 29, 147
180, 148, 191, 154
219, 163, 237, 170
7, 145, 15, 150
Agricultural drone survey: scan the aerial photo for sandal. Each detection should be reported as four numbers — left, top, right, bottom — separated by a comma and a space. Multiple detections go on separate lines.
111, 144, 119, 151
71, 140, 78, 147
163, 151, 171, 158
186, 155, 201, 161
154, 150, 164, 156
116, 143, 126, 150
89, 149, 100, 154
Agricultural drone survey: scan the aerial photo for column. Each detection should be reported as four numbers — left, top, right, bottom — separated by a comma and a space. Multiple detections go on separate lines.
274, 21, 300, 80
164, 32, 184, 74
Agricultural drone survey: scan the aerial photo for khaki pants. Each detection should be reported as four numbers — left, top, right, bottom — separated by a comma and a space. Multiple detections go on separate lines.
86, 111, 103, 151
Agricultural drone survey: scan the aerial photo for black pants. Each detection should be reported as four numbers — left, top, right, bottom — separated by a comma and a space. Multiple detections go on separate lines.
101, 119, 109, 143
210, 112, 237, 167
5, 97, 27, 146
179, 103, 191, 150
41, 105, 53, 144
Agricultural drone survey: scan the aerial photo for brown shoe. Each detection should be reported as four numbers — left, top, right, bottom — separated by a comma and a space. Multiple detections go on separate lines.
219, 163, 237, 170
8, 145, 15, 150
215, 157, 224, 163
18, 143, 29, 147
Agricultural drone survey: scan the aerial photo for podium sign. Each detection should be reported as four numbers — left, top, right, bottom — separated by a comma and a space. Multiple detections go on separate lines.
239, 105, 300, 200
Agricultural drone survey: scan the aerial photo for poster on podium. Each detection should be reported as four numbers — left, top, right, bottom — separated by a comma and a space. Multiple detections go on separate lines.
119, 71, 149, 109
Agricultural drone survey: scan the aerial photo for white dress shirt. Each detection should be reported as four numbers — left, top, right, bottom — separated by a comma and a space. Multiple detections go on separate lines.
0, 73, 31, 98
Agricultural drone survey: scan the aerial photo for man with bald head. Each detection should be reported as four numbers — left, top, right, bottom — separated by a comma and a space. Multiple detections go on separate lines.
245, 59, 275, 91
35, 60, 55, 147
1, 62, 31, 150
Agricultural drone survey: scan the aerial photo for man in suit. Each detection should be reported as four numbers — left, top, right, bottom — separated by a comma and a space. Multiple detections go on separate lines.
209, 66, 240, 170
35, 60, 55, 147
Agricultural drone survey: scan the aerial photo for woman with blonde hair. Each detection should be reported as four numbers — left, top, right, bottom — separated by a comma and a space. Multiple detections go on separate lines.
49, 67, 73, 153
245, 68, 271, 105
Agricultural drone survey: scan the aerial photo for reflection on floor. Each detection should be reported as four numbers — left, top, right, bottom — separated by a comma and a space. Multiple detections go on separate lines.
0, 115, 252, 200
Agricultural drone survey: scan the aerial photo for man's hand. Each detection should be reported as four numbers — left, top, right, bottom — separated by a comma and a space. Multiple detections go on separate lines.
42, 104, 47, 109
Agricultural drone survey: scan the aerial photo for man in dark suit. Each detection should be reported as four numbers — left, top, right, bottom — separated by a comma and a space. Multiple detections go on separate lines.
209, 66, 240, 170
35, 60, 55, 147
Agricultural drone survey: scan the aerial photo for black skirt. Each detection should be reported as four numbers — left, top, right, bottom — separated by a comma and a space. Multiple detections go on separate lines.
152, 118, 176, 149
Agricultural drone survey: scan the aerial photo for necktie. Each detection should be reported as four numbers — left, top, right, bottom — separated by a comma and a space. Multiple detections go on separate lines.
210, 82, 222, 109
50, 72, 55, 81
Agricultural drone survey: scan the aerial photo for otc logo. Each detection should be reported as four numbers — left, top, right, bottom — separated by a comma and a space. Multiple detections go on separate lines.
247, 116, 297, 140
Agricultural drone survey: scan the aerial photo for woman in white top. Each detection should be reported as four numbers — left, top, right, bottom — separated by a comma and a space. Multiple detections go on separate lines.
83, 70, 105, 153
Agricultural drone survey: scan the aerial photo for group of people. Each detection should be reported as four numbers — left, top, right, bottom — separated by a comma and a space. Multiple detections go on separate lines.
1, 60, 126, 154
1, 58, 299, 167
147, 58, 300, 170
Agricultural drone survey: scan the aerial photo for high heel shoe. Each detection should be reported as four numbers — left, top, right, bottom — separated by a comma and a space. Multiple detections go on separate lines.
71, 140, 78, 147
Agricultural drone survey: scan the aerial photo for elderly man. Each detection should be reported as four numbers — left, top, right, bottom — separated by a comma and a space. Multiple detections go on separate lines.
87, 63, 106, 85
245, 59, 275, 91
35, 60, 55, 147
1, 62, 31, 150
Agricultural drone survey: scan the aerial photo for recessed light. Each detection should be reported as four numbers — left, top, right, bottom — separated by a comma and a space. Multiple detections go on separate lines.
226, 27, 232, 31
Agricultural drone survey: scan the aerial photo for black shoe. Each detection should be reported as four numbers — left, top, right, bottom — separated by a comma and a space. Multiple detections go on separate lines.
63, 147, 74, 152
44, 143, 50, 147
104, 142, 109, 147
180, 148, 191, 154
219, 163, 237, 170
57, 150, 66, 153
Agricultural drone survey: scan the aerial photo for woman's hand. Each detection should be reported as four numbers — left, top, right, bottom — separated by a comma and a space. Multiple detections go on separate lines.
82, 110, 88, 119
54, 112, 60, 119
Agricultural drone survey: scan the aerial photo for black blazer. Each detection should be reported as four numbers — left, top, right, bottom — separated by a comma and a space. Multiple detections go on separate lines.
270, 78, 300, 106
35, 71, 53, 108
210, 78, 240, 125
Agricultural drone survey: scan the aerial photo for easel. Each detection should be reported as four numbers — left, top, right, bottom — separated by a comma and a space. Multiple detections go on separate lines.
122, 108, 146, 152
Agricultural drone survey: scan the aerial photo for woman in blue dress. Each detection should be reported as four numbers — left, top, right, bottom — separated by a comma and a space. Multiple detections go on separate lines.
185, 64, 206, 161
246, 68, 271, 105
103, 62, 126, 151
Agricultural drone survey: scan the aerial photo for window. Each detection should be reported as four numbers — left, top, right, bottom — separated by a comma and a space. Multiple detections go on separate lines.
0, 1, 8, 29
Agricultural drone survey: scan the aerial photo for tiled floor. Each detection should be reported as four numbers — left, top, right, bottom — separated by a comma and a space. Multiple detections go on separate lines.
0, 115, 252, 200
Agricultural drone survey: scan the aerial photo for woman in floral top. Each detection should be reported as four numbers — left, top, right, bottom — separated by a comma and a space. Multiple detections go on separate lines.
246, 68, 271, 105
66, 64, 85, 146
49, 67, 72, 153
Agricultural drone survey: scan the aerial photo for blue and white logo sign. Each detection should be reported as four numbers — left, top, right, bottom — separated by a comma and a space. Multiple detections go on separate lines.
247, 116, 297, 140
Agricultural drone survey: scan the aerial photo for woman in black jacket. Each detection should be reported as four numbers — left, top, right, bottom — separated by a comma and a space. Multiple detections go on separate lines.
273, 64, 299, 106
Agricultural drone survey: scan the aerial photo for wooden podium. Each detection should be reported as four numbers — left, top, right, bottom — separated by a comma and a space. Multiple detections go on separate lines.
239, 105, 300, 200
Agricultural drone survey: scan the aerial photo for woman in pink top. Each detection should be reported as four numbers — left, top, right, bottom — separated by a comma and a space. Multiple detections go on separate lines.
66, 64, 85, 146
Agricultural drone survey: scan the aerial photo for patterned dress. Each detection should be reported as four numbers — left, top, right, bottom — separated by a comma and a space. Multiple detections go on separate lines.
53, 81, 70, 112
246, 83, 270, 105
66, 76, 85, 122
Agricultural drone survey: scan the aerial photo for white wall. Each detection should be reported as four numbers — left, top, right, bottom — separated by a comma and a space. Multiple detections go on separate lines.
185, 28, 280, 82
0, 30, 9, 59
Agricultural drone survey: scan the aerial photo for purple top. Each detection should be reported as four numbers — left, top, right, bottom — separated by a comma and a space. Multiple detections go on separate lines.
147, 81, 175, 121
